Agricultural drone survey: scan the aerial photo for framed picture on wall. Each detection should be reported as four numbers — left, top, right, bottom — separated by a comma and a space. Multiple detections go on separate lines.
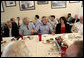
5, 1, 16, 7
82, 1, 83, 7
51, 1, 66, 9
1, 2, 4, 12
19, 1, 35, 11
37, 1, 48, 5
69, 1, 80, 3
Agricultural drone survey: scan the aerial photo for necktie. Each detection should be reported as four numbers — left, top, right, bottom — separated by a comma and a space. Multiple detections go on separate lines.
26, 26, 29, 30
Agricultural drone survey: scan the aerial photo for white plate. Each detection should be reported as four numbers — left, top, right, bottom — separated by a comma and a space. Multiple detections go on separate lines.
2, 37, 14, 41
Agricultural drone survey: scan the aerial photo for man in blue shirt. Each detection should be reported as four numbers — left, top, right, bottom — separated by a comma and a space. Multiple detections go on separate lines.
49, 15, 58, 32
35, 16, 55, 35
34, 15, 41, 27
19, 17, 35, 36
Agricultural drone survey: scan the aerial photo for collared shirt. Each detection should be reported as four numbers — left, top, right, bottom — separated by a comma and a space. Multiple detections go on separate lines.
47, 22, 52, 27
49, 19, 58, 32
49, 19, 58, 26
71, 22, 83, 35
67, 17, 71, 21
75, 19, 77, 23
35, 19, 41, 27
67, 17, 73, 22
77, 22, 83, 35
35, 23, 53, 34
9, 28, 12, 37
19, 22, 35, 36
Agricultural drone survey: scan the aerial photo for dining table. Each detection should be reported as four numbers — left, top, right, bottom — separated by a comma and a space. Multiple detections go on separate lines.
1, 33, 83, 57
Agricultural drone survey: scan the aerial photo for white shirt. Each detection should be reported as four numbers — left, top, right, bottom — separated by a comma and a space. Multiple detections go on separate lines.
75, 19, 77, 23
35, 19, 41, 27
9, 28, 12, 37
78, 22, 83, 35
71, 22, 83, 35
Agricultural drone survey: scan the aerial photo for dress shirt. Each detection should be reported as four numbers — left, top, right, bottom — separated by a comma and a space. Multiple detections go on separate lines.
35, 19, 41, 27
71, 22, 83, 35
19, 22, 35, 36
9, 28, 12, 37
35, 23, 53, 34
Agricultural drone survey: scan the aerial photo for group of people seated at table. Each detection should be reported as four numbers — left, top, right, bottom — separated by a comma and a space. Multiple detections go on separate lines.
1, 13, 83, 37
1, 14, 83, 57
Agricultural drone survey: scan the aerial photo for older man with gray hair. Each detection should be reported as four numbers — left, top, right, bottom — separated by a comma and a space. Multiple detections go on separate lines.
71, 16, 83, 35
19, 17, 35, 36
35, 16, 55, 35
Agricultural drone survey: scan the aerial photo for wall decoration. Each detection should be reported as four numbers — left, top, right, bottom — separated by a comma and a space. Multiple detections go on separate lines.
69, 1, 80, 3
5, 1, 16, 7
51, 1, 66, 9
19, 1, 35, 11
1, 2, 4, 12
37, 1, 48, 5
82, 1, 83, 7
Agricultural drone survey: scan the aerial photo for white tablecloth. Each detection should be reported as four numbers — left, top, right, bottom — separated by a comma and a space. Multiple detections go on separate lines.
1, 33, 83, 57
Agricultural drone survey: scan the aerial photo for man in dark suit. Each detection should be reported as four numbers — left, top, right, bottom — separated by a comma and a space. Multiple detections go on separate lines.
71, 14, 80, 23
10, 18, 18, 28
3, 21, 19, 37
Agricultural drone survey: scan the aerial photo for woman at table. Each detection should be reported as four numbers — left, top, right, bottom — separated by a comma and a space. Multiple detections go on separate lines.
55, 16, 71, 34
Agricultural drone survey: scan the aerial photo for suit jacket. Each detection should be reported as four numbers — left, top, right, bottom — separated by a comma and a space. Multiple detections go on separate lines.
55, 23, 71, 34
3, 26, 19, 37
12, 22, 18, 29
71, 18, 80, 23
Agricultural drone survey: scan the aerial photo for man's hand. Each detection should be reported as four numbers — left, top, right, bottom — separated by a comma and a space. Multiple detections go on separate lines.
51, 32, 55, 35
31, 29, 35, 34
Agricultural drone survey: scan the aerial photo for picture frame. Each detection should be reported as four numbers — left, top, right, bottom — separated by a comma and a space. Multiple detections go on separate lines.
37, 1, 48, 5
82, 1, 83, 7
51, 1, 66, 9
69, 1, 80, 3
5, 1, 16, 7
19, 1, 35, 11
1, 2, 4, 12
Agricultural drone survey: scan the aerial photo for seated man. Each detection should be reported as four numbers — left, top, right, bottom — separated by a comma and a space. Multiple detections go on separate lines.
71, 14, 80, 23
65, 41, 83, 57
49, 15, 58, 32
66, 13, 73, 24
35, 16, 55, 34
71, 16, 83, 35
10, 18, 18, 28
19, 17, 35, 36
3, 21, 19, 37
34, 15, 41, 27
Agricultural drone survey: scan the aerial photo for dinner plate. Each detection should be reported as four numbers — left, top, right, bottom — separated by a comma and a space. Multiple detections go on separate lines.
2, 37, 14, 41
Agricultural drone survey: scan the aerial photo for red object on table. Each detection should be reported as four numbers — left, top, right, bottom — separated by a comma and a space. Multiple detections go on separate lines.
61, 27, 65, 33
1, 51, 2, 55
61, 46, 67, 57
20, 35, 23, 40
58, 40, 62, 43
38, 34, 42, 41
